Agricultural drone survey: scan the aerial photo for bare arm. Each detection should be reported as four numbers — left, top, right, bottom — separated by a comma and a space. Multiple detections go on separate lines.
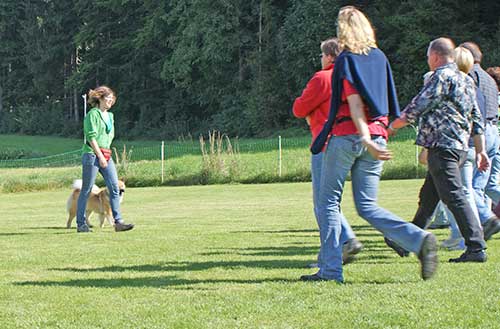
347, 94, 392, 161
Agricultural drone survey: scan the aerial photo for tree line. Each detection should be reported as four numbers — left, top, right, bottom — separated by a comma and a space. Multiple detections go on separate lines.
0, 0, 499, 140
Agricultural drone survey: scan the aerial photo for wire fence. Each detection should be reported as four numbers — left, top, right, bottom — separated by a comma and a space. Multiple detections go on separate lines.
0, 128, 419, 170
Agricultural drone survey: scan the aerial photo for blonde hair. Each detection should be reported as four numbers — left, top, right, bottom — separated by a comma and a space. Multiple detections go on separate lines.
337, 6, 377, 55
454, 46, 474, 74
88, 85, 116, 107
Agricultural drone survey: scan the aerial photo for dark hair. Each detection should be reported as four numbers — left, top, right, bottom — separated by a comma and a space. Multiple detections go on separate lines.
429, 37, 455, 59
88, 86, 116, 107
321, 38, 341, 58
486, 66, 500, 88
460, 41, 482, 63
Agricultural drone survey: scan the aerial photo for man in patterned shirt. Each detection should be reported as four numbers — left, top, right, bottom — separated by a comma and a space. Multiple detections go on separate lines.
389, 37, 489, 262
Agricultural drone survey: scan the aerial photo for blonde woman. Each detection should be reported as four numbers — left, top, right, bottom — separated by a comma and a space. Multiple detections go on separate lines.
301, 6, 438, 282
77, 86, 134, 233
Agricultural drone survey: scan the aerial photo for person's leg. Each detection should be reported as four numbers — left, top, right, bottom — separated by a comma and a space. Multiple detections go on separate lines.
442, 148, 476, 249
428, 201, 449, 229
76, 153, 99, 231
412, 172, 441, 229
351, 137, 427, 254
427, 148, 486, 253
312, 136, 356, 282
485, 131, 500, 207
99, 158, 122, 222
472, 124, 497, 224
100, 159, 134, 232
310, 152, 323, 267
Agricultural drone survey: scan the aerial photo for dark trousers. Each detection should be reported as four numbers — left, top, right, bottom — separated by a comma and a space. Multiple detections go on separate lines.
412, 148, 486, 251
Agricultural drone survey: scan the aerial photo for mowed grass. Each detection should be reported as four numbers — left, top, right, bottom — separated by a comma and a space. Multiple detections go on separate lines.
0, 180, 499, 328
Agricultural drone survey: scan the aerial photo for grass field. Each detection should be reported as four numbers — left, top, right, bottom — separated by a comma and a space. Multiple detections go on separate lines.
0, 180, 498, 328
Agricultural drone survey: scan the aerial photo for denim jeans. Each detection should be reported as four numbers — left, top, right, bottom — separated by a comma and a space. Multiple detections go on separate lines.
311, 153, 355, 264
485, 133, 500, 208
413, 148, 486, 251
317, 135, 427, 281
472, 123, 499, 223
76, 152, 122, 227
443, 148, 479, 240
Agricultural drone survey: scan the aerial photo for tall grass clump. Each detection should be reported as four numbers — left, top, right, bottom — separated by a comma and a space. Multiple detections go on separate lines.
199, 131, 240, 184
113, 145, 133, 178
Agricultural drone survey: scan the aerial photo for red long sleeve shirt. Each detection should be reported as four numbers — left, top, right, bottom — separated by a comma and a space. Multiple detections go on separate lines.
293, 64, 333, 140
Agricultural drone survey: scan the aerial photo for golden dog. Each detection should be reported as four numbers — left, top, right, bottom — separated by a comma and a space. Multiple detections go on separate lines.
66, 179, 125, 228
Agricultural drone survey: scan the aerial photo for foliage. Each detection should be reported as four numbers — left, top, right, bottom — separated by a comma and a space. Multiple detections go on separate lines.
0, 1, 499, 138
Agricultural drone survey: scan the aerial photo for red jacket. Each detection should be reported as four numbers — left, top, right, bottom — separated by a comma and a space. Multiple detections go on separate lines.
293, 64, 333, 140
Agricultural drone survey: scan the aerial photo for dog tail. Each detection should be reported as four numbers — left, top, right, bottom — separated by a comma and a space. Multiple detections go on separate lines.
72, 179, 83, 190
72, 179, 100, 194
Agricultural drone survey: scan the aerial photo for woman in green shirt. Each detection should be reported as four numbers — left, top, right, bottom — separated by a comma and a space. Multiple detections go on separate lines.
76, 86, 134, 233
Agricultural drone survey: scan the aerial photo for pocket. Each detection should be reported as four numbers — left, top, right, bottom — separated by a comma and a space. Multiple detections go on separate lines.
82, 153, 97, 166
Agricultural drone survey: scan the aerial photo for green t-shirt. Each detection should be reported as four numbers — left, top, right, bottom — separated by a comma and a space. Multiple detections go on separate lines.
82, 108, 115, 154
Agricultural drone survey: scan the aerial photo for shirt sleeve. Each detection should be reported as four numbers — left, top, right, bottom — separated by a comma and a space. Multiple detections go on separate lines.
343, 79, 359, 97
401, 74, 440, 124
83, 111, 99, 142
470, 88, 485, 136
293, 73, 330, 118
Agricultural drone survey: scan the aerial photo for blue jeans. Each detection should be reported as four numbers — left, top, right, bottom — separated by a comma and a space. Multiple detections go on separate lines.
317, 135, 427, 281
485, 134, 500, 208
76, 153, 122, 227
445, 148, 479, 240
472, 123, 499, 223
311, 153, 355, 263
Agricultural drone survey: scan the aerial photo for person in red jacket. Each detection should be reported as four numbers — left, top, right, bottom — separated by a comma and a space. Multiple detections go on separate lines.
293, 38, 362, 268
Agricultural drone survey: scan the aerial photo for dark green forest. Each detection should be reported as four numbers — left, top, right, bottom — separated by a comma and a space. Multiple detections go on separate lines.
0, 0, 499, 140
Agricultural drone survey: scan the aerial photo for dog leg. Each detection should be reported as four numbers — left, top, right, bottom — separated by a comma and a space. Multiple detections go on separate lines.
86, 210, 94, 228
99, 214, 105, 228
66, 214, 75, 229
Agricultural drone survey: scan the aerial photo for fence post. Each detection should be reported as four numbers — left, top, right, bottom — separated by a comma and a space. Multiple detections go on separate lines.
278, 135, 282, 177
161, 141, 165, 183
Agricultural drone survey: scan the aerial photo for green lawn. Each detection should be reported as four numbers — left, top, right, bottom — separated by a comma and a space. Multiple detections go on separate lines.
0, 180, 498, 328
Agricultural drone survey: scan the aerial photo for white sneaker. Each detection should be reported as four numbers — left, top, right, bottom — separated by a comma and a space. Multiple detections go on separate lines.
440, 237, 465, 250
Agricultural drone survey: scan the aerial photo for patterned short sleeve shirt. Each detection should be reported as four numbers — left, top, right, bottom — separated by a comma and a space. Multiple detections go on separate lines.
401, 63, 484, 150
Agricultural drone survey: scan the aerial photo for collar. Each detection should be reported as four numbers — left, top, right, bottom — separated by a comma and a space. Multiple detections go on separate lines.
323, 63, 334, 71
435, 62, 457, 71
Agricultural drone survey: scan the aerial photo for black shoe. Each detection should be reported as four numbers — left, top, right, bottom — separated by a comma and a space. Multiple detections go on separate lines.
299, 273, 342, 283
449, 249, 487, 263
77, 225, 92, 233
418, 234, 438, 280
384, 237, 410, 257
483, 217, 500, 241
114, 222, 135, 232
342, 238, 363, 265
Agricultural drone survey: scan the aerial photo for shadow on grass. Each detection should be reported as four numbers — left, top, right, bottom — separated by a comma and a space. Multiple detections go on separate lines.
24, 226, 69, 230
15, 276, 298, 288
50, 259, 312, 273
200, 246, 318, 257
0, 232, 31, 236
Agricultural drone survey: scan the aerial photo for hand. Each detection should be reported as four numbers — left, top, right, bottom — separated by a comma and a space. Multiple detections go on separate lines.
476, 151, 489, 172
387, 127, 398, 137
305, 115, 311, 126
364, 139, 393, 161
99, 156, 108, 168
